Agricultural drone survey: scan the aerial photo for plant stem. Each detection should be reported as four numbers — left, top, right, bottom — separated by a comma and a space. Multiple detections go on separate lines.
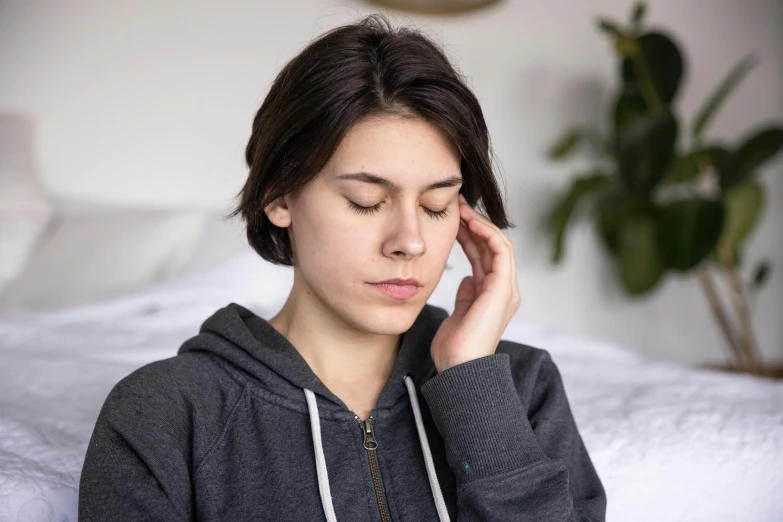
632, 53, 663, 110
718, 245, 763, 373
696, 268, 746, 367
693, 154, 763, 373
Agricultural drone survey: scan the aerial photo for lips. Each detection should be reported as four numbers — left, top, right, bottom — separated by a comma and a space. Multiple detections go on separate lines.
368, 282, 421, 300
373, 278, 422, 287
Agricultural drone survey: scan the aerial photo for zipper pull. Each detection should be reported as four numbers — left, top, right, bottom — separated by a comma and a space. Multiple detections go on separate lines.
357, 415, 378, 450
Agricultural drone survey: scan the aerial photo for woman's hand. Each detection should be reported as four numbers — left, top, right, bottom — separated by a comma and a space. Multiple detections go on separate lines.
430, 194, 521, 373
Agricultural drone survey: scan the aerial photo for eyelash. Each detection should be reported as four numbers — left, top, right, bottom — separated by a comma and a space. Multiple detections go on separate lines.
348, 201, 450, 220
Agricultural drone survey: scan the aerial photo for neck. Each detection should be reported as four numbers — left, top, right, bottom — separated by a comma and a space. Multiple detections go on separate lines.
267, 272, 402, 417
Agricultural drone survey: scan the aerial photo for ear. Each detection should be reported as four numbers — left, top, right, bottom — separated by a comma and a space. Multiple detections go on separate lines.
264, 195, 292, 229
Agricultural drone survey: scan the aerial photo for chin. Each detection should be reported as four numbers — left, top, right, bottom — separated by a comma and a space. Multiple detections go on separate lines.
348, 300, 424, 336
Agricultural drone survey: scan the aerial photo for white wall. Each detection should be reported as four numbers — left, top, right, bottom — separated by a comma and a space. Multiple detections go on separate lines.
1, 0, 781, 367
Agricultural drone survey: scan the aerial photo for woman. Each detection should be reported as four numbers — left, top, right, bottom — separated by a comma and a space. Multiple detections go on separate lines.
78, 13, 606, 521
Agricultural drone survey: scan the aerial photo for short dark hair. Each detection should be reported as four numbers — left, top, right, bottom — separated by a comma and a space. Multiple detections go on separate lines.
227, 13, 514, 266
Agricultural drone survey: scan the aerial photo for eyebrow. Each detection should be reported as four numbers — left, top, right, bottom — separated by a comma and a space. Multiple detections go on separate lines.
335, 172, 463, 193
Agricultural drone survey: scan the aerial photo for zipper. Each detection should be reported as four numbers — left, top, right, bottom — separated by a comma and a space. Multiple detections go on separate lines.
355, 414, 391, 522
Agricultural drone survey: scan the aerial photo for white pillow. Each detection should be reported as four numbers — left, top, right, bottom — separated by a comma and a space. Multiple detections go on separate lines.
179, 210, 252, 275
0, 200, 208, 312
0, 115, 53, 295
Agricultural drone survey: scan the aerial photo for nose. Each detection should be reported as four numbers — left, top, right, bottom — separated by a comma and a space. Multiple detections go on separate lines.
383, 207, 426, 260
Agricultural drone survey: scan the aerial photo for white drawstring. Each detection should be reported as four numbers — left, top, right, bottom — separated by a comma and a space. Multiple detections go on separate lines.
303, 374, 450, 522
403, 374, 451, 521
304, 388, 339, 522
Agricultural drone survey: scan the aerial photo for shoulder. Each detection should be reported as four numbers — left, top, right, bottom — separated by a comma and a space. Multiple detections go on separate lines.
104, 352, 242, 416
95, 352, 247, 464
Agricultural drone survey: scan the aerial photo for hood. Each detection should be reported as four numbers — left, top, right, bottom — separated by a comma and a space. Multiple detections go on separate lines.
177, 301, 454, 522
178, 301, 450, 414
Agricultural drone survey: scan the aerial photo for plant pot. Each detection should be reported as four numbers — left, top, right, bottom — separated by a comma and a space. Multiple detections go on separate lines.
700, 362, 783, 380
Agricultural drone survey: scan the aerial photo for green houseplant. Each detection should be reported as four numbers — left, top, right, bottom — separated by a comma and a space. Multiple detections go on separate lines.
546, 2, 783, 376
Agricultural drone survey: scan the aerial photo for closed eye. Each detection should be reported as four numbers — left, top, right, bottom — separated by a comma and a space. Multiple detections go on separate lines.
347, 201, 450, 220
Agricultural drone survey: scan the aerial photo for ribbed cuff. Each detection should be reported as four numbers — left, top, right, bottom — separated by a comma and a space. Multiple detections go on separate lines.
420, 353, 546, 486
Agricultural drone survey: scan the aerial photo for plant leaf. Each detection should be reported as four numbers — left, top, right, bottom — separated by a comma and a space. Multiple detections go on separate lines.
612, 89, 647, 146
719, 180, 764, 251
548, 129, 584, 160
656, 198, 725, 271
663, 149, 703, 185
622, 31, 684, 105
719, 126, 783, 190
752, 260, 772, 290
618, 110, 678, 194
692, 55, 756, 140
597, 18, 624, 38
596, 193, 649, 255
618, 213, 665, 294
631, 2, 646, 27
662, 145, 730, 185
549, 174, 611, 263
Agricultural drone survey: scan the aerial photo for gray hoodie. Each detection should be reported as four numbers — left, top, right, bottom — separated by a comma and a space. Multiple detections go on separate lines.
78, 302, 606, 521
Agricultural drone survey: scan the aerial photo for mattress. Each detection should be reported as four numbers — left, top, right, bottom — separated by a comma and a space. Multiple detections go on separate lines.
1, 251, 781, 521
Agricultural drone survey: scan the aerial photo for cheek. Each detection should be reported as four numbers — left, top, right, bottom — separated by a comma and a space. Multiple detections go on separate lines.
295, 207, 368, 279
432, 218, 460, 259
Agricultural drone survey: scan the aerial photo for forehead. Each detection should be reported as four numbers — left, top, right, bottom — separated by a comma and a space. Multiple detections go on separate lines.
326, 114, 462, 189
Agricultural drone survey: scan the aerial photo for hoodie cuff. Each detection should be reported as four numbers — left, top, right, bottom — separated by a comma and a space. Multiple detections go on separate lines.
420, 353, 547, 486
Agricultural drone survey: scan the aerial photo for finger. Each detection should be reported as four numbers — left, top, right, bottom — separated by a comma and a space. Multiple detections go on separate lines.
460, 205, 507, 277
459, 201, 492, 274
462, 214, 491, 276
456, 219, 486, 286
472, 224, 493, 277
509, 238, 520, 306
459, 195, 518, 305
480, 227, 494, 275
467, 218, 512, 285
459, 199, 512, 251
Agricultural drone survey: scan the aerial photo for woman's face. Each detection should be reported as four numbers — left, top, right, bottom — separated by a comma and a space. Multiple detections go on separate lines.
266, 114, 463, 334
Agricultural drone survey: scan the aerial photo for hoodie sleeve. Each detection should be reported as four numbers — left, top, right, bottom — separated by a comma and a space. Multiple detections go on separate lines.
419, 350, 607, 522
78, 365, 193, 521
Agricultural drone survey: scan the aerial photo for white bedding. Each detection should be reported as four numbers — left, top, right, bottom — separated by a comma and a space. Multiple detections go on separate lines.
1, 251, 782, 522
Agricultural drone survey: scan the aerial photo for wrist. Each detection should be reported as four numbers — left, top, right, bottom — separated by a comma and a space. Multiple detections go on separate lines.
434, 354, 483, 373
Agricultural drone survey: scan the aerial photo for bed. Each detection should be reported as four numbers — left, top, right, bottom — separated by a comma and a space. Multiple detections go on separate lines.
1, 249, 782, 522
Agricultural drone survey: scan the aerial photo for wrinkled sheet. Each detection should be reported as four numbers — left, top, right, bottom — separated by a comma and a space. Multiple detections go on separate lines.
1, 252, 781, 522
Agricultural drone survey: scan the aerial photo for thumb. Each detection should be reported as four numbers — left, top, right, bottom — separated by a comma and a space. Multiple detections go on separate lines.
452, 275, 476, 319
